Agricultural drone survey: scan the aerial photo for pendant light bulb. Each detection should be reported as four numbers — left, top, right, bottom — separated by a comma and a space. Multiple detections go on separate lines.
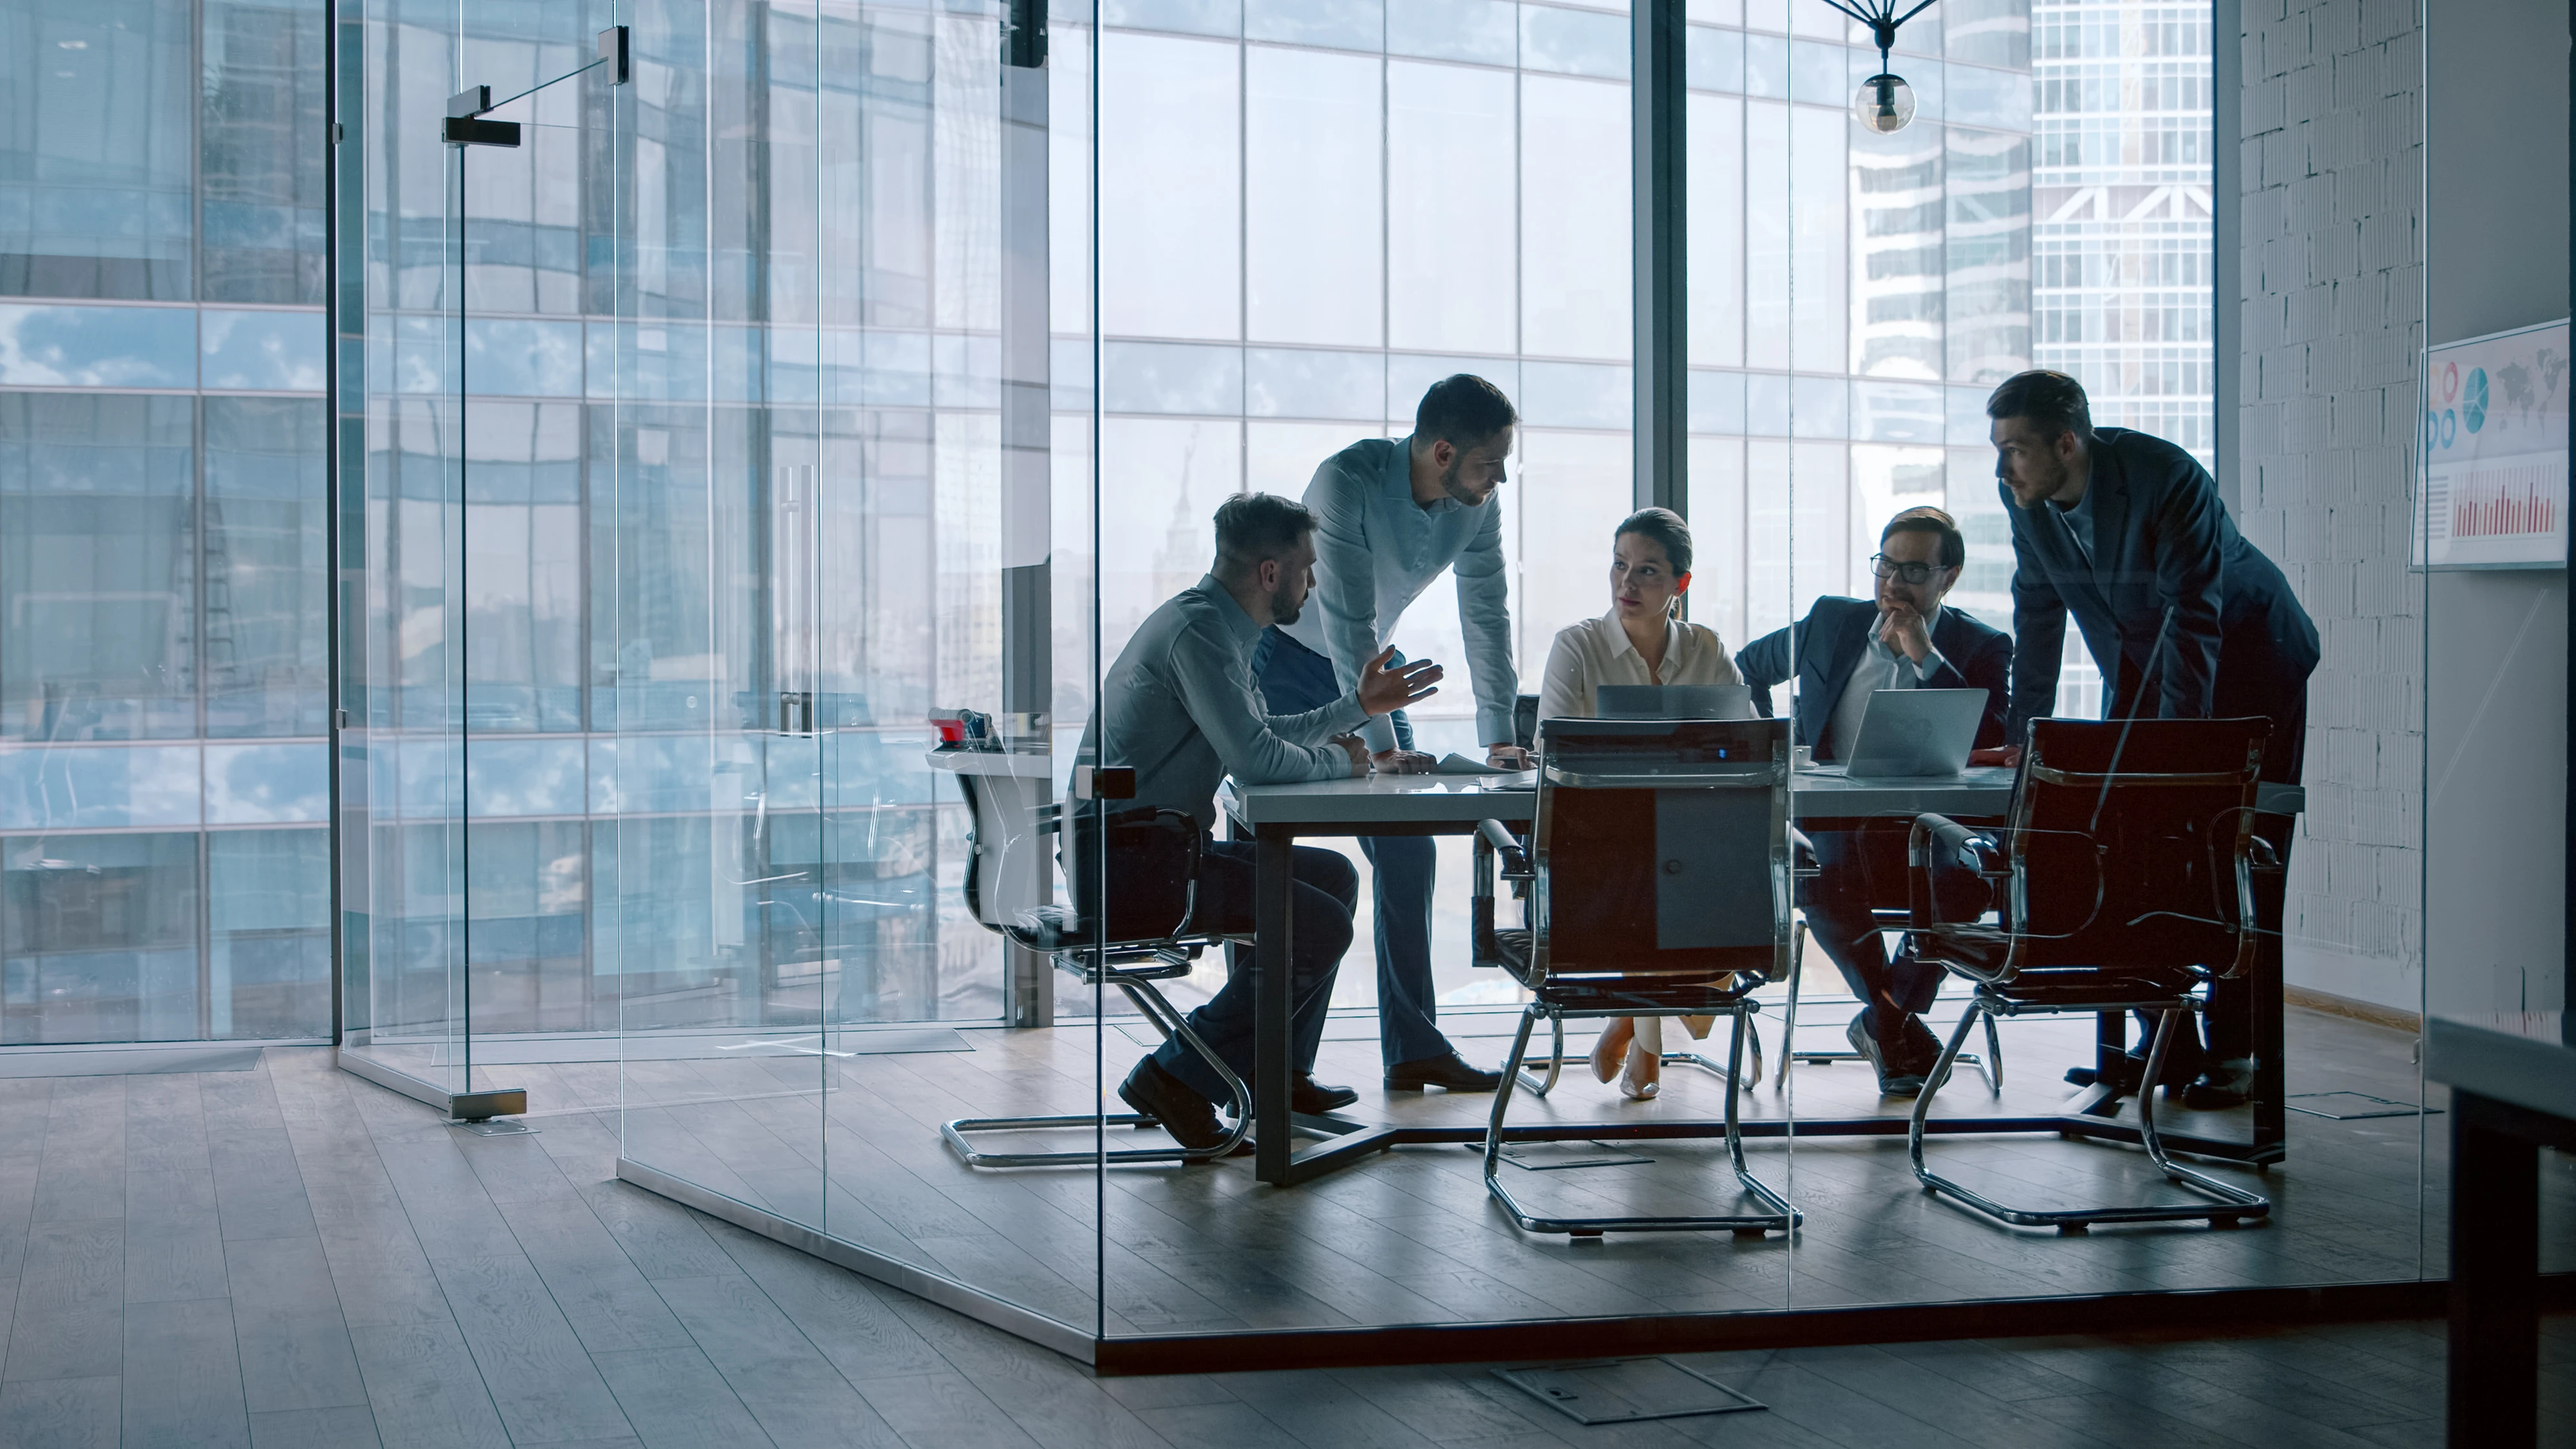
1856, 70, 1915, 133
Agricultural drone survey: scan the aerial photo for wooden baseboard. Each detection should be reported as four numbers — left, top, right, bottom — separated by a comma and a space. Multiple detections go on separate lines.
2287, 983, 2423, 1034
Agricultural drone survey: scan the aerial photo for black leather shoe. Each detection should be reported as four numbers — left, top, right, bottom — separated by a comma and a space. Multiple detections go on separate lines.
1847, 1013, 1925, 1097
1117, 1057, 1225, 1150
2180, 1058, 2257, 1110
1293, 1075, 1359, 1113
2065, 1050, 2198, 1093
1384, 1052, 1503, 1092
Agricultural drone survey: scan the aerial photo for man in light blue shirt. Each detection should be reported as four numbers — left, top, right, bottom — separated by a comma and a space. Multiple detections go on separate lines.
1254, 375, 1525, 1094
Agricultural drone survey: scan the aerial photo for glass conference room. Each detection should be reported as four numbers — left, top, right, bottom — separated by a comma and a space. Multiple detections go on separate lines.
297, 0, 2556, 1362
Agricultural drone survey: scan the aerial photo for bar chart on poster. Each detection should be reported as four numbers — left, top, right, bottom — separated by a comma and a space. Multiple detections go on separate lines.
2415, 318, 2570, 569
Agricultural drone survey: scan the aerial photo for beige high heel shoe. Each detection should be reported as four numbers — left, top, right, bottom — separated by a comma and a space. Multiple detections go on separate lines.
1620, 1017, 1663, 1099
1589, 1018, 1635, 1083
1620, 1038, 1661, 1099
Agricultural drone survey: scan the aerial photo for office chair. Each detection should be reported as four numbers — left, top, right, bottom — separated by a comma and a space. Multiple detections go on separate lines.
1499, 694, 1764, 1096
938, 770, 1250, 1167
1470, 716, 1800, 1236
1904, 717, 2277, 1232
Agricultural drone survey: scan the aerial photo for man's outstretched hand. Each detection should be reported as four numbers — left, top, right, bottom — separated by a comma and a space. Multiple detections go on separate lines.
1374, 749, 1436, 775
1357, 646, 1443, 717
1967, 744, 2021, 768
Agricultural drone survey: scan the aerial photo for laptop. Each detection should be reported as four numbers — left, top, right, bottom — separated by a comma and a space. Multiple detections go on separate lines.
1831, 688, 1987, 777
1595, 683, 1755, 721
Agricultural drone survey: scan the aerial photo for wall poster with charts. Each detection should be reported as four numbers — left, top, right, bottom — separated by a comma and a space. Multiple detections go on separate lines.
2414, 318, 2570, 569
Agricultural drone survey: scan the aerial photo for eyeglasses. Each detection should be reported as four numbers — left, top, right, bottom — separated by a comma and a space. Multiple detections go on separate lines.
1869, 554, 1940, 585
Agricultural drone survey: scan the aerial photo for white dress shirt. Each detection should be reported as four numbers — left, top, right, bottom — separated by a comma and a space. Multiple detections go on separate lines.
1536, 611, 1743, 724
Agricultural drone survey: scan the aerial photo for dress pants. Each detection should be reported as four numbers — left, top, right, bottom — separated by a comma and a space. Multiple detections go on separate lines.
1145, 838, 1358, 1104
1251, 629, 1457, 1068
1799, 822, 1945, 1035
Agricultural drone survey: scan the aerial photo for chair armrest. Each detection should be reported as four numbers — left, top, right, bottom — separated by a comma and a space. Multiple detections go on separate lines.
1476, 818, 1532, 879
1909, 813, 2005, 932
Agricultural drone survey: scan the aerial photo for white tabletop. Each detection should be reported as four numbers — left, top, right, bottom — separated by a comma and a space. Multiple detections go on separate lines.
1222, 766, 2306, 828
923, 748, 1056, 780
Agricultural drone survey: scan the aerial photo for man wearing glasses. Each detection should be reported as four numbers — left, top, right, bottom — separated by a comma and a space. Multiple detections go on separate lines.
1734, 507, 2012, 1094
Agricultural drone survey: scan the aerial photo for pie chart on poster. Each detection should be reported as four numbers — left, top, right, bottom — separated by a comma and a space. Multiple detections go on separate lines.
2465, 367, 2488, 433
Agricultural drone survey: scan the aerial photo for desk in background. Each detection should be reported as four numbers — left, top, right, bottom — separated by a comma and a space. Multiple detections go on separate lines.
2425, 1010, 2576, 1446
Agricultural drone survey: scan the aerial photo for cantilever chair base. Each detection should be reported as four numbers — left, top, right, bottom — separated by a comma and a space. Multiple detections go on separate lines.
1484, 1001, 1799, 1238
943, 972, 1251, 1168
1909, 994, 2270, 1233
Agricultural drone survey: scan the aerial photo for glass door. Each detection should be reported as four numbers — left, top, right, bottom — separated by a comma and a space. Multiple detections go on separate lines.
340, 22, 622, 1119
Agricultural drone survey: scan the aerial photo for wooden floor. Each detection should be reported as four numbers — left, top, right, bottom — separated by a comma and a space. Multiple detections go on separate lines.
595, 996, 2576, 1337
0, 1045, 2566, 1448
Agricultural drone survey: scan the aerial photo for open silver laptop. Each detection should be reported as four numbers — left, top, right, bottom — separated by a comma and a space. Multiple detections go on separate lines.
1830, 688, 1986, 777
1595, 683, 1755, 721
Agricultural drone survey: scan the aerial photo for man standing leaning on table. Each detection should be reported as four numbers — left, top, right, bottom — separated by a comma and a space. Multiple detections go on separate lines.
1989, 369, 2318, 1109
1253, 375, 1528, 1095
1086, 493, 1444, 1150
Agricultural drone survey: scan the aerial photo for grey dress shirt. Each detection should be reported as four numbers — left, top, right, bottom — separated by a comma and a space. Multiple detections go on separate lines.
1275, 435, 1519, 753
1076, 574, 1368, 831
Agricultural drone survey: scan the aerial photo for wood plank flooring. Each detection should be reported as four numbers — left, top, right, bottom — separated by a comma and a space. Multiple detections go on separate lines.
0, 1045, 2564, 1446
593, 996, 2570, 1338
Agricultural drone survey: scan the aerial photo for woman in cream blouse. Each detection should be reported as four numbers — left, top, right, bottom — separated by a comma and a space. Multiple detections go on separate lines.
1535, 506, 1741, 1099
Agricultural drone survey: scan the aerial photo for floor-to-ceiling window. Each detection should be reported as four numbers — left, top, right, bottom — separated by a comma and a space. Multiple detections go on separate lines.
0, 0, 332, 1043
2031, 0, 2211, 715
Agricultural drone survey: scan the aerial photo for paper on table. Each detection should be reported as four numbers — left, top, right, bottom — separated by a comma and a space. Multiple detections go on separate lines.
1435, 753, 1510, 775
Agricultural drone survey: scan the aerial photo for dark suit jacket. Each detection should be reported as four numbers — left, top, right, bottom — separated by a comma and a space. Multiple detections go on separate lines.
2002, 428, 2320, 742
1734, 596, 2012, 761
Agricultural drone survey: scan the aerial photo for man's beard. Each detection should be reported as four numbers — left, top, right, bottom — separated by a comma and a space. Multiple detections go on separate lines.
1270, 589, 1303, 627
1437, 456, 1484, 506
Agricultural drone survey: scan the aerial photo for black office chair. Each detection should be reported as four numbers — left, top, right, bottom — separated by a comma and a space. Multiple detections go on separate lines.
1471, 717, 1799, 1237
1904, 717, 2277, 1232
938, 773, 1250, 1167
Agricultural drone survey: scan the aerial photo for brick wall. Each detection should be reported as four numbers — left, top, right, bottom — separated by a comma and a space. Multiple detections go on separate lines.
2237, 0, 2423, 1005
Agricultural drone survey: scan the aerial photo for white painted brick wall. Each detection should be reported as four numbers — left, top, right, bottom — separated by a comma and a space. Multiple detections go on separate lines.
2239, 0, 2423, 978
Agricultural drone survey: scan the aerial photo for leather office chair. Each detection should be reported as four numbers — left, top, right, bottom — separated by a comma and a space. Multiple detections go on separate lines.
1502, 692, 1768, 1095
1904, 717, 2277, 1232
938, 772, 1250, 1167
1470, 717, 1799, 1237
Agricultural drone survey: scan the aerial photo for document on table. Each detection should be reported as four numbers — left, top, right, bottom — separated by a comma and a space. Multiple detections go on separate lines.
1434, 753, 1511, 775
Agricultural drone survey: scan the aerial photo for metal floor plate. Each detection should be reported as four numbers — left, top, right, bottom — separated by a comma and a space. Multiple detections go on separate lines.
1492, 1358, 1765, 1425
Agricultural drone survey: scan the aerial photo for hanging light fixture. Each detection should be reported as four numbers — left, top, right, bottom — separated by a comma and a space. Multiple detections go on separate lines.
1819, 0, 1942, 135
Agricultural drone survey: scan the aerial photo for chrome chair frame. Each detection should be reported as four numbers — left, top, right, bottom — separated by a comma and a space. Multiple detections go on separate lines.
1902, 719, 2275, 1233
1472, 719, 1801, 1238
936, 775, 1251, 1168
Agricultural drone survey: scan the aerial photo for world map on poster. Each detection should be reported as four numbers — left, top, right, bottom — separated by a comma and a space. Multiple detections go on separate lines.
2415, 319, 2570, 569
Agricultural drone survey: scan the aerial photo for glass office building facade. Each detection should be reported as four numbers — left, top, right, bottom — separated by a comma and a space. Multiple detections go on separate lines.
6, 0, 2536, 1371
0, 0, 332, 1043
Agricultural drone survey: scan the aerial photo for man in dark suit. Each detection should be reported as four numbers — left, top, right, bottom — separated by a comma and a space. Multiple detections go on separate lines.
1736, 507, 2012, 1094
1989, 370, 2320, 1107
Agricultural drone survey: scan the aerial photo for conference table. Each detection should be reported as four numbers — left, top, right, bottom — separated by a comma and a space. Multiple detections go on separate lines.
1220, 766, 2307, 1189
